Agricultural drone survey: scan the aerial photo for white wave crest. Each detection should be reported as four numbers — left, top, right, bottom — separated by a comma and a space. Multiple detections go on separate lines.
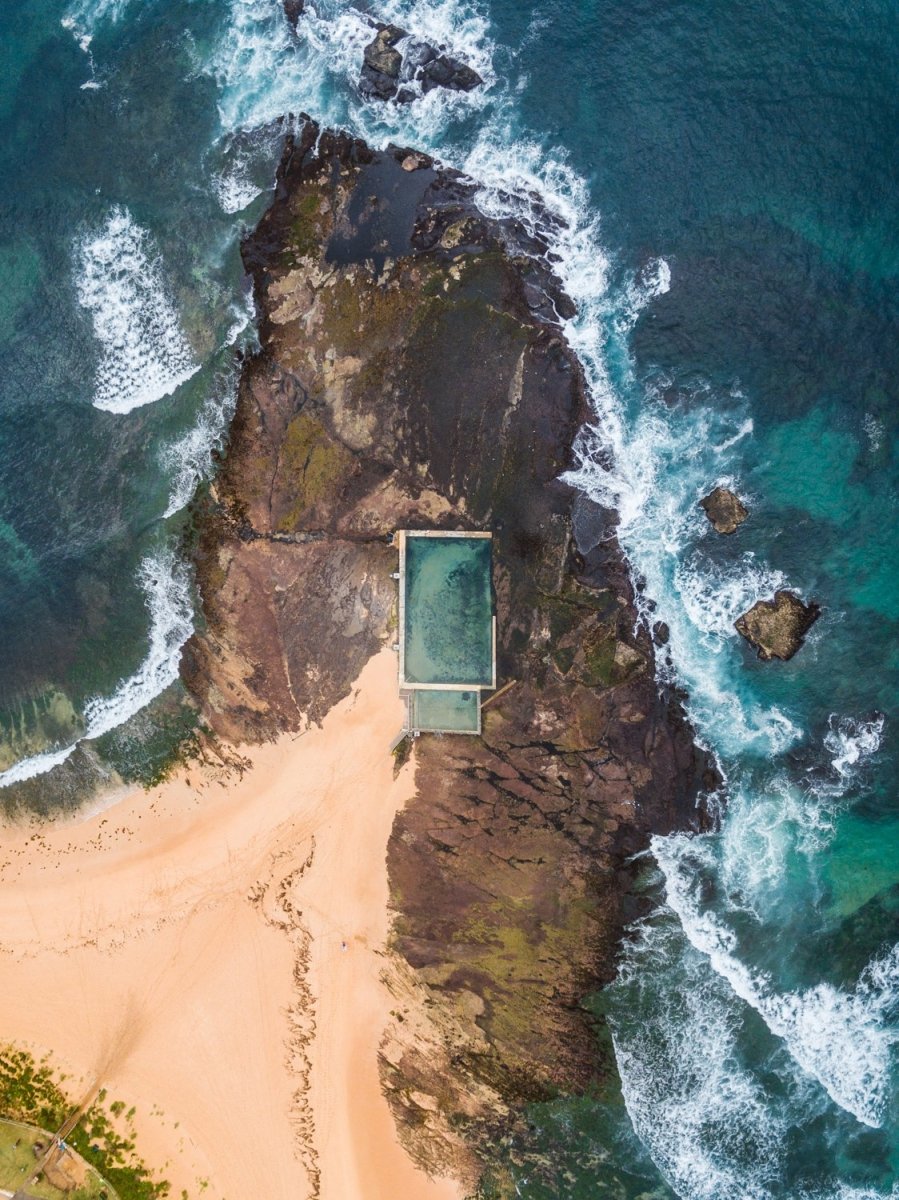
161, 373, 239, 518
0, 549, 194, 790
0, 743, 80, 788
81, 550, 194, 737
76, 207, 198, 413
655, 834, 899, 1129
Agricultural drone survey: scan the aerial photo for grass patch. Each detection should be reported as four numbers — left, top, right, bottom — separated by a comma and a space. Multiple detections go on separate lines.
287, 191, 324, 260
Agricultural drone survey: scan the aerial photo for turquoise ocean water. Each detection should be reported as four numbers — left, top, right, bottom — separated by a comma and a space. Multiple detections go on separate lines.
0, 1, 895, 1195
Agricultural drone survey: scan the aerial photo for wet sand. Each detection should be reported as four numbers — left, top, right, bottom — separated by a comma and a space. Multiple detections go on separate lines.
0, 650, 462, 1200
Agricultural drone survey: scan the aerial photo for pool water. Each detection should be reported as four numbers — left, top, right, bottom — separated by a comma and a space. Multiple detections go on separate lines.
411, 688, 481, 734
401, 534, 494, 688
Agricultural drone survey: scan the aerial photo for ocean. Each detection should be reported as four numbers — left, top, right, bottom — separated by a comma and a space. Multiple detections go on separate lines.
0, 0, 896, 1196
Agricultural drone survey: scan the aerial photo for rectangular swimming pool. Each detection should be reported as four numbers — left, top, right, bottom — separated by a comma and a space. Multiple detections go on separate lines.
410, 688, 481, 734
399, 532, 495, 689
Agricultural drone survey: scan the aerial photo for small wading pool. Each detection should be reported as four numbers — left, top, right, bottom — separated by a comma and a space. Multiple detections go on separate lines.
400, 533, 494, 688
410, 689, 481, 734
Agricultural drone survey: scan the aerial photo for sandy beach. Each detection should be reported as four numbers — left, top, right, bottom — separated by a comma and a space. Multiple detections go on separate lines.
0, 649, 463, 1200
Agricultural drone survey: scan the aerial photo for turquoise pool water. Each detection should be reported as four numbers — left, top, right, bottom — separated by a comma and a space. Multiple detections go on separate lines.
402, 535, 493, 687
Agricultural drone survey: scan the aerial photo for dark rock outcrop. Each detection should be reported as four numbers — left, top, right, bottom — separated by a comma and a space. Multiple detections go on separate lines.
184, 121, 713, 1188
419, 53, 483, 94
359, 22, 483, 103
735, 589, 820, 660
282, 0, 304, 31
700, 485, 748, 534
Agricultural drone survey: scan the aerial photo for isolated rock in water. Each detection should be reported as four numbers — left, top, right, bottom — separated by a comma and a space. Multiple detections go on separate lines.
364, 24, 406, 75
282, 0, 304, 30
420, 54, 483, 93
359, 23, 483, 102
358, 24, 406, 99
700, 485, 748, 534
735, 590, 820, 661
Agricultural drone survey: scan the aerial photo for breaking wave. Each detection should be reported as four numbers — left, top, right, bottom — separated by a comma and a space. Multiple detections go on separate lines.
0, 548, 194, 789
75, 207, 198, 413
654, 833, 899, 1129
612, 914, 790, 1200
161, 369, 239, 518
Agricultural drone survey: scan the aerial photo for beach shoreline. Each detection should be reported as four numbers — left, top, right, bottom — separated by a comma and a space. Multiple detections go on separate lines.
0, 649, 463, 1200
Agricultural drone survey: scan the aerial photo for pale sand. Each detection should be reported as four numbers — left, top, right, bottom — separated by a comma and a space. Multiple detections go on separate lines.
0, 650, 463, 1200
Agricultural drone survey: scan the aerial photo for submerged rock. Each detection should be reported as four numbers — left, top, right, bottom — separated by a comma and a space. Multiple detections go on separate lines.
359, 22, 483, 103
735, 589, 820, 660
700, 485, 748, 534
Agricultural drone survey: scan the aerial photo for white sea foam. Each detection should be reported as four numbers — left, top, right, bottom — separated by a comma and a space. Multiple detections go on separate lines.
76, 207, 199, 413
81, 549, 194, 738
862, 412, 884, 453
210, 0, 494, 140
215, 160, 267, 215
654, 833, 899, 1129
824, 713, 885, 780
62, 0, 136, 40
0, 743, 79, 788
0, 548, 194, 791
612, 916, 787, 1200
161, 372, 239, 518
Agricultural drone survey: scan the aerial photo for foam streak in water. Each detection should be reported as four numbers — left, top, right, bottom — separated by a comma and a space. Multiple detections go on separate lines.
76, 207, 198, 413
612, 915, 787, 1200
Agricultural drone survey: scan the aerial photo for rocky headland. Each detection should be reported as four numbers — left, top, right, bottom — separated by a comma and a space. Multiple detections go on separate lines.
183, 122, 715, 1190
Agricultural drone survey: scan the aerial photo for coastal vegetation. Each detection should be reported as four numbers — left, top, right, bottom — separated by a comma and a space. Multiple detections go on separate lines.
0, 1047, 169, 1200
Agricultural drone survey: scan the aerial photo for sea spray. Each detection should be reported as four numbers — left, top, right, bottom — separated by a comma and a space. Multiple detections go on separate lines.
76, 207, 198, 413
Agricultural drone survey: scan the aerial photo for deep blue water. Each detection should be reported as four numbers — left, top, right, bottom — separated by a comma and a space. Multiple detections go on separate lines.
0, 0, 896, 1195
